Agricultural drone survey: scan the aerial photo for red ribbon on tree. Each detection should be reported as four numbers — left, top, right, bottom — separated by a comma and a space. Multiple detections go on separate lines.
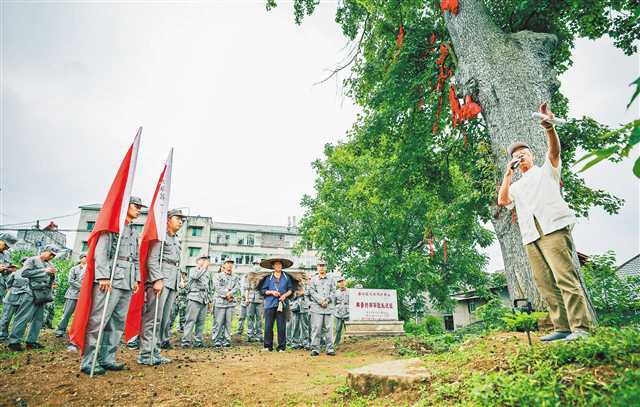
441, 0, 459, 15
449, 85, 482, 128
443, 239, 448, 263
396, 25, 405, 49
460, 95, 482, 120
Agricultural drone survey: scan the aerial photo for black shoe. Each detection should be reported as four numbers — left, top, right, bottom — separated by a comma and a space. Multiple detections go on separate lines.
223, 343, 231, 348
327, 351, 336, 356
8, 343, 24, 352
81, 365, 106, 376
101, 362, 126, 371
310, 350, 319, 356
25, 342, 44, 350
160, 341, 173, 349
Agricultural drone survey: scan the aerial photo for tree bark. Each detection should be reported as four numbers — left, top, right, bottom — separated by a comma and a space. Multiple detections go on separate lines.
443, 0, 562, 309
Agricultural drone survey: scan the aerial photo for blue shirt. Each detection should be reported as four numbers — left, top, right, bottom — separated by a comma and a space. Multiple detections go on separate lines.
260, 272, 294, 310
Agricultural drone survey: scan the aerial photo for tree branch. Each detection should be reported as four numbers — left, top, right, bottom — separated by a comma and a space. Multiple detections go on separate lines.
314, 15, 369, 86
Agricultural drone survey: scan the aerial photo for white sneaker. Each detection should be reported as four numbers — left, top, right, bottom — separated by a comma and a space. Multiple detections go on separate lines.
563, 330, 590, 341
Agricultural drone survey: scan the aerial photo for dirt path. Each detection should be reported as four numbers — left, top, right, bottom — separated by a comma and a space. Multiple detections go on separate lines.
0, 332, 398, 407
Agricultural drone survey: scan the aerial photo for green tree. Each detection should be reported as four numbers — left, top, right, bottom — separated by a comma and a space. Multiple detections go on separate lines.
582, 251, 640, 325
275, 0, 637, 310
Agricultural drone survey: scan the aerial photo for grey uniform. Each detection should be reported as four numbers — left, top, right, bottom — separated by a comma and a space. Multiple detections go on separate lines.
55, 264, 86, 336
333, 289, 350, 345
139, 233, 181, 362
211, 272, 239, 346
0, 250, 11, 303
308, 274, 336, 353
81, 226, 140, 370
236, 276, 248, 335
0, 269, 29, 340
8, 256, 55, 345
289, 292, 310, 348
181, 265, 213, 346
245, 278, 264, 341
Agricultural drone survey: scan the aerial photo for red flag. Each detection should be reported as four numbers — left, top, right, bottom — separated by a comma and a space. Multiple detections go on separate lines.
124, 149, 173, 341
68, 129, 142, 351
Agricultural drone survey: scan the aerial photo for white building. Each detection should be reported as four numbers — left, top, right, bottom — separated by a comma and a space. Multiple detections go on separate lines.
73, 204, 318, 278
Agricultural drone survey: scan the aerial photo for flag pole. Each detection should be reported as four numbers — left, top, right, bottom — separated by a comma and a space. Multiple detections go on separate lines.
151, 241, 165, 359
90, 231, 124, 377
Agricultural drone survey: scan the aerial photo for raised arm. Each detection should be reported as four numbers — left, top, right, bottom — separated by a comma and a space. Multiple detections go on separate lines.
540, 102, 560, 168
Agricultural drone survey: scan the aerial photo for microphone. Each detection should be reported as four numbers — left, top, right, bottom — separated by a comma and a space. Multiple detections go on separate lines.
531, 112, 567, 125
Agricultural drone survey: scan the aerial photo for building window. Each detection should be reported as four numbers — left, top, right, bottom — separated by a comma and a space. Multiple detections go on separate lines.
444, 315, 454, 331
82, 241, 89, 251
246, 235, 254, 246
190, 226, 203, 237
236, 255, 243, 264
238, 237, 244, 245
188, 247, 201, 257
86, 221, 95, 231
467, 299, 481, 314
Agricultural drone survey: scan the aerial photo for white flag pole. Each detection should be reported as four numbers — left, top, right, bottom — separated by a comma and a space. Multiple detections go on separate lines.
150, 148, 173, 359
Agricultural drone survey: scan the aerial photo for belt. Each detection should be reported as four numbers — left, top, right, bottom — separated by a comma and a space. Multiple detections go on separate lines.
117, 255, 134, 262
163, 258, 179, 266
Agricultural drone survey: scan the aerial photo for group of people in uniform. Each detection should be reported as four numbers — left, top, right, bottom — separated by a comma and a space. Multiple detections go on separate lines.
0, 197, 351, 376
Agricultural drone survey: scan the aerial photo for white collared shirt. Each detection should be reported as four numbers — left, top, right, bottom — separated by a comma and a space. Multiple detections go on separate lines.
506, 156, 576, 245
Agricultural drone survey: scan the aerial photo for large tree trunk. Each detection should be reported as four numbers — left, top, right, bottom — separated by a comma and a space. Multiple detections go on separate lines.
443, 0, 561, 309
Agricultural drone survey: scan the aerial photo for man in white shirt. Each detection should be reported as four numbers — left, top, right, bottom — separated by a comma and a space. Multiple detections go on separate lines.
498, 102, 593, 342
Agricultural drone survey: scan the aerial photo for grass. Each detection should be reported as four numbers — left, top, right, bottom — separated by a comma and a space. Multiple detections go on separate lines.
334, 326, 640, 406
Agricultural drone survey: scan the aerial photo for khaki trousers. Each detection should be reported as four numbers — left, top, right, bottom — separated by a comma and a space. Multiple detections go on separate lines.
525, 220, 592, 332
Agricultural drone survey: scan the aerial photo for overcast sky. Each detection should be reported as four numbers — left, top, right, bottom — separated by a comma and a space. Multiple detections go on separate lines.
1, 2, 638, 269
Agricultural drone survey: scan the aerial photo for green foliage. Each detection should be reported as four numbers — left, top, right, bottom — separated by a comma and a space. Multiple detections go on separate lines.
404, 315, 445, 336
466, 327, 640, 406
396, 331, 467, 356
52, 257, 75, 307
473, 297, 509, 331
9, 249, 35, 265
272, 0, 633, 314
582, 251, 640, 325
502, 311, 548, 332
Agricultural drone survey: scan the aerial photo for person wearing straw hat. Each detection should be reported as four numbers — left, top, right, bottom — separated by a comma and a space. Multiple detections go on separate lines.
308, 260, 336, 356
55, 254, 88, 337
259, 257, 294, 352
138, 208, 185, 365
211, 257, 240, 347
181, 253, 213, 348
7, 244, 60, 351
0, 233, 18, 301
80, 196, 145, 375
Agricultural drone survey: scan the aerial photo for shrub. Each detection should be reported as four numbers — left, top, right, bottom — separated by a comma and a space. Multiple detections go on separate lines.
502, 311, 548, 332
404, 315, 445, 336
473, 297, 509, 331
582, 251, 640, 326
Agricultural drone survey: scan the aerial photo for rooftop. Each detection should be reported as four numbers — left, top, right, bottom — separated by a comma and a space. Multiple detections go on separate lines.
617, 254, 640, 280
